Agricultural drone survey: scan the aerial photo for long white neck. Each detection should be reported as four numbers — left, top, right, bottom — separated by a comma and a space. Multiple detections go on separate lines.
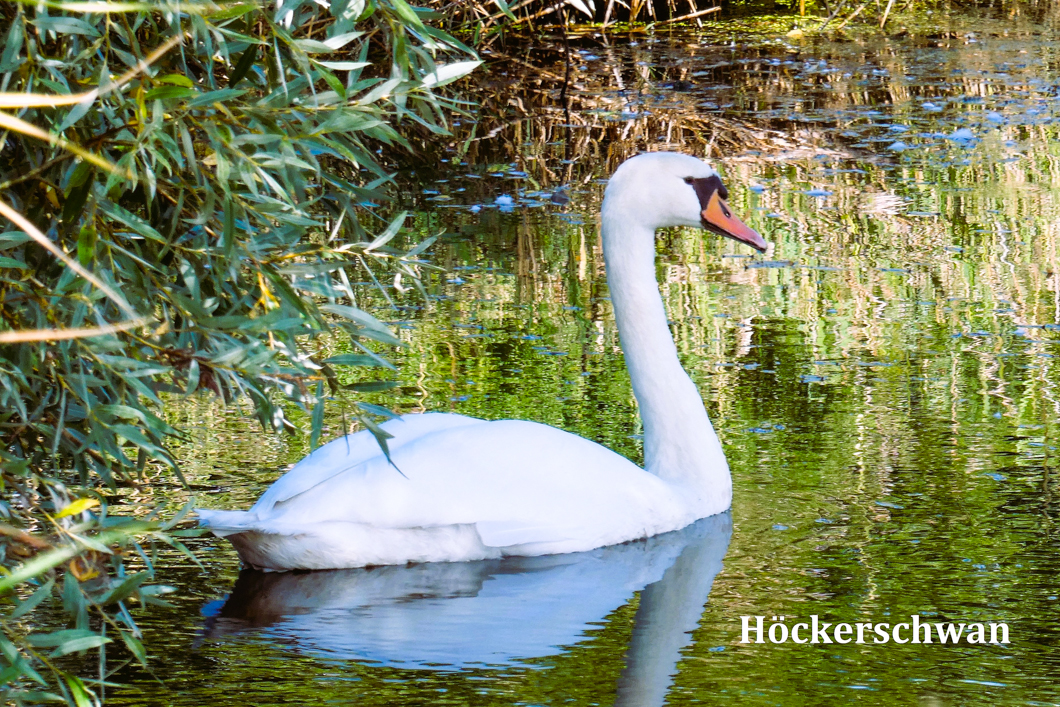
601, 204, 731, 514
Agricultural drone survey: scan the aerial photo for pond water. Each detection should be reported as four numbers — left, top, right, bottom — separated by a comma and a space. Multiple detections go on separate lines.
109, 9, 1060, 706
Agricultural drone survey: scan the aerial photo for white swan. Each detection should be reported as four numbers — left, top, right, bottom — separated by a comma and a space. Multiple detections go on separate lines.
197, 152, 767, 571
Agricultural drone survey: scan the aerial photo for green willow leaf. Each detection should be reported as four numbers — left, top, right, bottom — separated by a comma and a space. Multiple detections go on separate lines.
0, 231, 31, 250
188, 88, 247, 107
0, 256, 29, 270
9, 579, 55, 619
27, 629, 99, 648
97, 571, 149, 605
422, 60, 482, 88
319, 304, 402, 346
121, 631, 147, 666
229, 45, 258, 86
33, 16, 100, 36
324, 353, 389, 367
49, 635, 111, 657
144, 85, 198, 101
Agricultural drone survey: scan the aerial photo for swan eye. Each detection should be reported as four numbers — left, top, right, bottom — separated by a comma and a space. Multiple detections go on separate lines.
683, 177, 695, 185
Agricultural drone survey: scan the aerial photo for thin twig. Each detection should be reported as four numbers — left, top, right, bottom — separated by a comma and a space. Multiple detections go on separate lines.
878, 0, 895, 28
684, 0, 703, 27
559, 1, 572, 161
818, 0, 849, 30
480, 0, 541, 30
654, 4, 720, 25
602, 0, 616, 26
0, 317, 151, 344
835, 0, 871, 30
0, 153, 72, 192
514, 2, 563, 25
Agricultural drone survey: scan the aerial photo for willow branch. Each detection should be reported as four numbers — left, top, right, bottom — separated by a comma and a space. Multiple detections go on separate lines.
0, 317, 151, 344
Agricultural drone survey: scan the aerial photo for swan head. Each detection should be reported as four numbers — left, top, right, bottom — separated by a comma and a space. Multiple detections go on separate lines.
603, 152, 768, 252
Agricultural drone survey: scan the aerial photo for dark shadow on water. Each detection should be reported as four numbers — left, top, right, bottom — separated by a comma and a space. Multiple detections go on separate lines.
202, 513, 731, 702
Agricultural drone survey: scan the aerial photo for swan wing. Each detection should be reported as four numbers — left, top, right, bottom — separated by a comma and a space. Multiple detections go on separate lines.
249, 412, 484, 514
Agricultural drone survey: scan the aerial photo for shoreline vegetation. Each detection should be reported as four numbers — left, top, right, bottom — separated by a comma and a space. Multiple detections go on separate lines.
425, 0, 1055, 40
0, 0, 1053, 703
0, 0, 476, 701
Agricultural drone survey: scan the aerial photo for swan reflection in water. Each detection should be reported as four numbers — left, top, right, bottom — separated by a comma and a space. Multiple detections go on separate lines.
203, 513, 732, 705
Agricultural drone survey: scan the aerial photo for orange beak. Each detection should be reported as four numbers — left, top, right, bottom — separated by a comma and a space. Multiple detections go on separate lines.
702, 192, 768, 253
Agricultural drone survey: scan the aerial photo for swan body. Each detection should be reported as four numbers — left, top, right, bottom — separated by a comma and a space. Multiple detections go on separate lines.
198, 152, 766, 571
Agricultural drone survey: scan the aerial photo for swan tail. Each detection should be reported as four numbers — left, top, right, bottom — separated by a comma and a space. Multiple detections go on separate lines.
196, 509, 260, 538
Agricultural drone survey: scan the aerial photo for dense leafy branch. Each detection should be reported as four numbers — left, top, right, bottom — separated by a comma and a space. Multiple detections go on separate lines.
0, 0, 477, 702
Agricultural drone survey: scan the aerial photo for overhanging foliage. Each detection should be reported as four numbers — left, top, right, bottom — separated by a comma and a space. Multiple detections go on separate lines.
0, 0, 477, 702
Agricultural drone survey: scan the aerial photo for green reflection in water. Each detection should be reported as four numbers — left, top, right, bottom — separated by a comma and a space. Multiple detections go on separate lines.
108, 11, 1060, 707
